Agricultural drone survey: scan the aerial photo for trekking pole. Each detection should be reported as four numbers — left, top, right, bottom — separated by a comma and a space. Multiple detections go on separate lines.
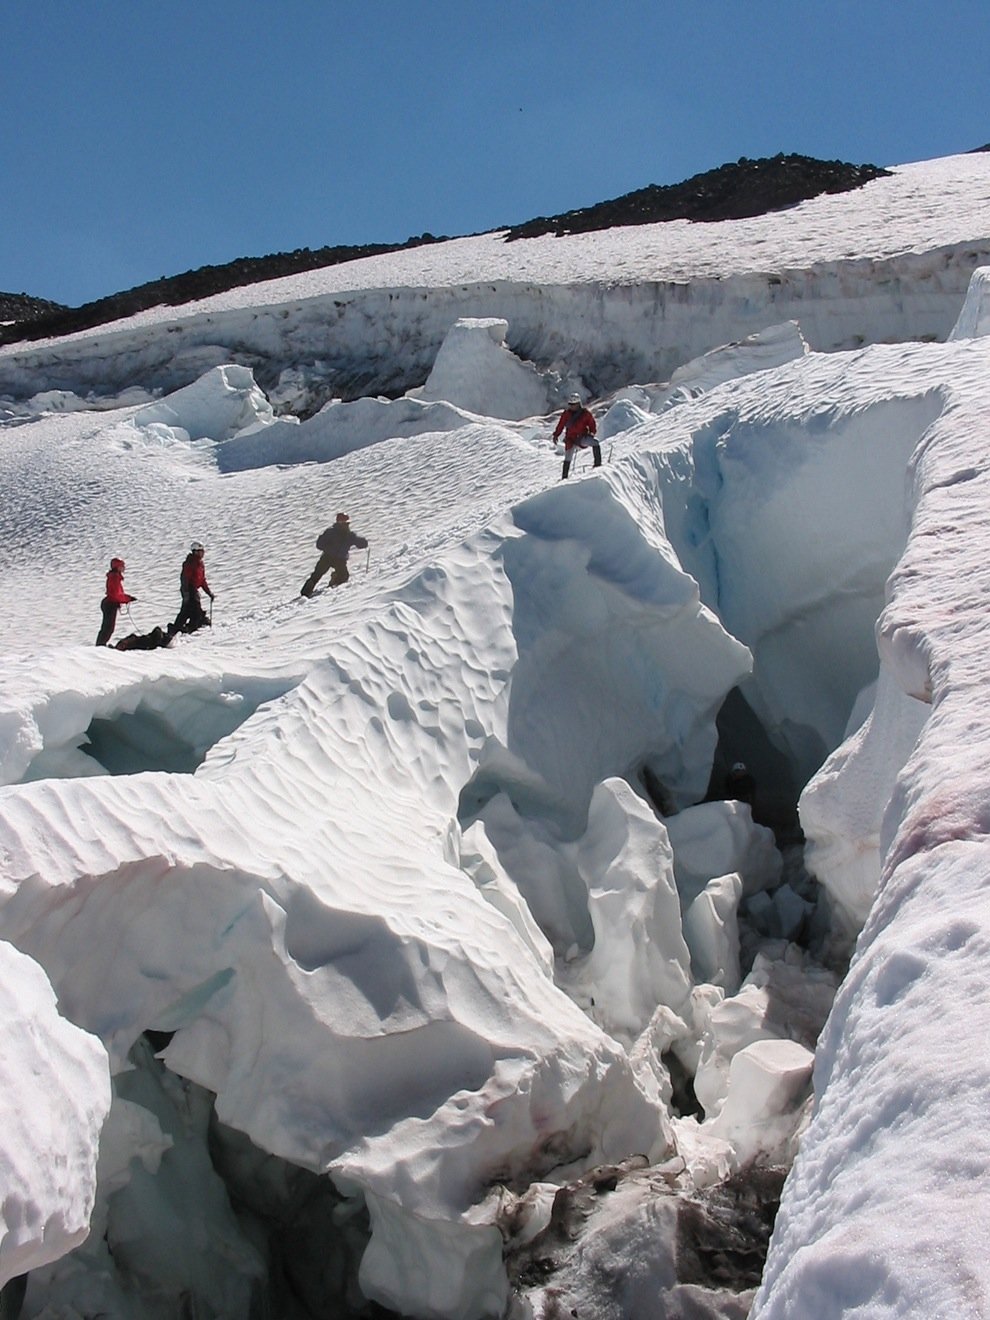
366, 546, 371, 572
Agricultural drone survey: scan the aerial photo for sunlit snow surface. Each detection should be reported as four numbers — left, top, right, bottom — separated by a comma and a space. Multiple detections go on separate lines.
2, 154, 990, 1318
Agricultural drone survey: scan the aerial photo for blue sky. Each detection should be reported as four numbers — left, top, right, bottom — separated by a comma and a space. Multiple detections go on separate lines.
4, 0, 989, 307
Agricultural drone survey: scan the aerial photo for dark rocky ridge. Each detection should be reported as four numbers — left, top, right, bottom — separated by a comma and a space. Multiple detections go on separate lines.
2, 152, 891, 348
0, 291, 67, 323
503, 153, 891, 240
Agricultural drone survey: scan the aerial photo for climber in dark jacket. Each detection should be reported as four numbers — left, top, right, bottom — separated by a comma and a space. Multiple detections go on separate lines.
301, 512, 369, 596
724, 761, 756, 808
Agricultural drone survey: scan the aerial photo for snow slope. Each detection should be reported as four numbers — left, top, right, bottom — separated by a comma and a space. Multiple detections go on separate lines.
2, 153, 990, 1319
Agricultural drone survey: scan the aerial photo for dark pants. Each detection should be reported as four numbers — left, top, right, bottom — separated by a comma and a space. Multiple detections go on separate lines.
561, 443, 602, 479
96, 599, 119, 646
301, 554, 348, 596
174, 589, 210, 634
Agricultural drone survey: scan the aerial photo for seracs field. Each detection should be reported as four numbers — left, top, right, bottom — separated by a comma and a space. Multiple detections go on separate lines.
1, 152, 990, 1320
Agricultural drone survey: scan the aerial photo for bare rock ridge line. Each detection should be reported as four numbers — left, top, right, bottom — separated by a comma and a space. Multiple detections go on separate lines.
0, 292, 67, 323
502, 152, 890, 239
0, 152, 887, 348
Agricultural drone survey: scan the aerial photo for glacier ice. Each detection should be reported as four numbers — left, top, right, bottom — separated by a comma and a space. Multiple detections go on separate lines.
0, 943, 111, 1289
4, 154, 990, 1319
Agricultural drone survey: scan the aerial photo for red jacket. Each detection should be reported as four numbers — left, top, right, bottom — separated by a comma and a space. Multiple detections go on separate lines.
104, 567, 134, 606
553, 406, 597, 447
181, 555, 211, 594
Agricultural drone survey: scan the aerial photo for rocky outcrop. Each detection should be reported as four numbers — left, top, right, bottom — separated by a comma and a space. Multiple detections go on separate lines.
0, 291, 66, 323
504, 153, 890, 240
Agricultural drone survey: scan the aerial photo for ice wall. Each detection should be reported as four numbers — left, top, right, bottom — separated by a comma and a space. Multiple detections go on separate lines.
0, 247, 984, 407
752, 367, 990, 1320
498, 472, 751, 818
799, 670, 929, 931
646, 345, 946, 789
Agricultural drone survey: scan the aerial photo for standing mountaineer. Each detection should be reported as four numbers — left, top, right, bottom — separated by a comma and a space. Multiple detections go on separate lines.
552, 394, 600, 479
173, 541, 215, 634
96, 556, 136, 646
724, 761, 756, 809
301, 512, 369, 596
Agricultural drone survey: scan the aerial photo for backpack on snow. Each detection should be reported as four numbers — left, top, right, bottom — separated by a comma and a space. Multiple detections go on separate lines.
114, 625, 173, 651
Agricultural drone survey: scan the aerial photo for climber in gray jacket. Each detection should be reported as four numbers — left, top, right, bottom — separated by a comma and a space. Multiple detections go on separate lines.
300, 512, 368, 596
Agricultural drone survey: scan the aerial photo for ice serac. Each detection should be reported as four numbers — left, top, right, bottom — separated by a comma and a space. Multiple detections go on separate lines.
948, 263, 990, 339
664, 799, 781, 905
132, 362, 277, 441
215, 392, 521, 472
409, 316, 552, 420
683, 873, 743, 993
501, 468, 752, 817
0, 941, 111, 1288
657, 320, 809, 408
569, 778, 693, 1038
471, 777, 694, 1044
705, 1038, 813, 1166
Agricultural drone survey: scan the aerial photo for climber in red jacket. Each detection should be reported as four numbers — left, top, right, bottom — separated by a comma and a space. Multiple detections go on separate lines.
173, 541, 215, 634
552, 395, 600, 479
96, 557, 135, 646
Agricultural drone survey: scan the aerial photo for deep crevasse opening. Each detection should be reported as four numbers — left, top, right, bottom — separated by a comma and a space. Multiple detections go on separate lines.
450, 386, 943, 1315
11, 673, 300, 783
